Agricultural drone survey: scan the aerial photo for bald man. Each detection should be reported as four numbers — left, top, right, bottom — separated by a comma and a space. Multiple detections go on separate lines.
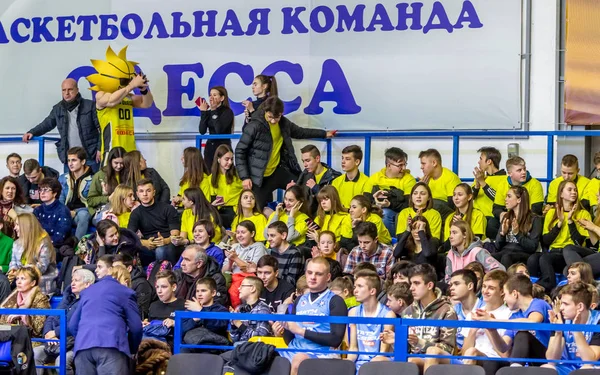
23, 78, 101, 172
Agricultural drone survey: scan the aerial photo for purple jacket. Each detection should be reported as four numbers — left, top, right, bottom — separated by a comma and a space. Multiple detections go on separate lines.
68, 276, 142, 357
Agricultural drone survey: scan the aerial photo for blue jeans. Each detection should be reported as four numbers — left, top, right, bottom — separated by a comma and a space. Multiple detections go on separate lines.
382, 208, 398, 237
73, 208, 91, 240
154, 244, 184, 265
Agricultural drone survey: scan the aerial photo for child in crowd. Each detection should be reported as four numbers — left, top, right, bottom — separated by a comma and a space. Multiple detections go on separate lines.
176, 187, 222, 246
331, 145, 369, 209
230, 276, 273, 343
94, 254, 114, 280
331, 276, 360, 309
209, 144, 242, 229
266, 186, 309, 246
173, 220, 225, 269
385, 282, 413, 317
144, 270, 185, 344
182, 277, 229, 338
347, 270, 395, 371
396, 182, 443, 240
340, 195, 391, 251
231, 189, 267, 243
266, 221, 303, 285
311, 231, 340, 261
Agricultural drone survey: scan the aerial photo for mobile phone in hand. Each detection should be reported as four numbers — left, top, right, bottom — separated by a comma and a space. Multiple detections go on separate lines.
195, 97, 203, 107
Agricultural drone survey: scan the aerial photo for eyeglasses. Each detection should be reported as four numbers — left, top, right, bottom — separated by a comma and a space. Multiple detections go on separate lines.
39, 188, 53, 193
387, 161, 406, 169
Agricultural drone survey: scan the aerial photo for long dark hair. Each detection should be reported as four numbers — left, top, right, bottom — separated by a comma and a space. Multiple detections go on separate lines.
180, 147, 208, 188
211, 145, 238, 188
285, 185, 309, 216
504, 186, 534, 234
235, 189, 262, 218
184, 187, 222, 227
122, 150, 144, 191
548, 180, 582, 231
404, 216, 432, 258
255, 75, 278, 97
103, 147, 126, 195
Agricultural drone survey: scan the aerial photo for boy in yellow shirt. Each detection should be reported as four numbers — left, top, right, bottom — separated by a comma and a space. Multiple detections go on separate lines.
472, 146, 507, 238
581, 151, 600, 212
364, 147, 416, 236
418, 148, 461, 220
331, 145, 370, 209
546, 154, 589, 205
492, 156, 544, 219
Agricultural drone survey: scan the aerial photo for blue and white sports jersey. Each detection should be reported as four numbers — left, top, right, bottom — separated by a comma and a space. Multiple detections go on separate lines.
355, 303, 392, 371
556, 310, 600, 375
454, 298, 485, 349
286, 289, 336, 354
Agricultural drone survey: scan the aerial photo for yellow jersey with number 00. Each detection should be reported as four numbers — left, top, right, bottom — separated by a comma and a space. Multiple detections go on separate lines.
98, 96, 136, 156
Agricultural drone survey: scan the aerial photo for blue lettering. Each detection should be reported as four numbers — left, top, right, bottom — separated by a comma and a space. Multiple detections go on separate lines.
366, 4, 394, 31
132, 67, 162, 125
10, 18, 30, 43
144, 12, 169, 39
305, 59, 360, 115
310, 6, 335, 33
31, 17, 55, 42
282, 7, 309, 34
171, 12, 192, 38
192, 10, 218, 37
209, 63, 254, 115
218, 9, 245, 37
396, 3, 423, 30
121, 13, 143, 40
98, 14, 119, 40
336, 5, 366, 32
453, 1, 483, 29
247, 8, 270, 35
56, 16, 76, 42
163, 63, 204, 117
262, 61, 303, 115
0, 22, 8, 44
423, 2, 453, 34
76, 15, 98, 41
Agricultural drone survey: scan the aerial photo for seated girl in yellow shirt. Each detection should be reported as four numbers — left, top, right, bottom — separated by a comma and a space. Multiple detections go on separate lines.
340, 195, 392, 251
209, 145, 243, 228
442, 183, 487, 250
231, 189, 267, 242
172, 147, 211, 206
306, 186, 348, 246
396, 182, 443, 240
172, 187, 222, 247
266, 186, 309, 246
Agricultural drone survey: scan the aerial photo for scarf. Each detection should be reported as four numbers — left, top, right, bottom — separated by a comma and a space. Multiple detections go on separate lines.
0, 199, 12, 218
61, 93, 82, 112
176, 272, 202, 301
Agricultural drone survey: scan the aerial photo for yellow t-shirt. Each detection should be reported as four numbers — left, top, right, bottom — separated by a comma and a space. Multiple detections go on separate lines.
231, 213, 268, 242
315, 212, 349, 242
180, 209, 222, 243
443, 208, 487, 241
331, 172, 370, 208
583, 178, 600, 208
340, 213, 392, 245
543, 208, 590, 249
396, 207, 443, 240
210, 173, 243, 207
364, 168, 417, 195
178, 175, 212, 202
546, 175, 590, 204
314, 167, 328, 184
116, 211, 131, 229
428, 167, 462, 202
98, 97, 136, 156
472, 173, 508, 217
267, 211, 309, 246
494, 177, 545, 207
264, 121, 282, 177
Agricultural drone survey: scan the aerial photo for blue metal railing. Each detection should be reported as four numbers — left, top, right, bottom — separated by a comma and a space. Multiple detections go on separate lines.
197, 130, 600, 187
0, 136, 60, 167
173, 311, 600, 366
0, 308, 67, 375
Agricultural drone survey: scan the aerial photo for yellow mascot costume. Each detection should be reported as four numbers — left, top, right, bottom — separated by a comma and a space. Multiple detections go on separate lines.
87, 46, 153, 160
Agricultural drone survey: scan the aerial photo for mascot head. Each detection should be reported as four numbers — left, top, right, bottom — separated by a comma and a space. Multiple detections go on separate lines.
87, 46, 138, 92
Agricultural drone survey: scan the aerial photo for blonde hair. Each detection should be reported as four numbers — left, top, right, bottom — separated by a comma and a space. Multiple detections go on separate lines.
15, 266, 42, 287
16, 213, 55, 266
450, 220, 474, 249
109, 184, 135, 215
110, 265, 131, 287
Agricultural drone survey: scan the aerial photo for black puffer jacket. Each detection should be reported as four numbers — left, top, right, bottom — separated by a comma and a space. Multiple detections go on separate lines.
27, 96, 100, 164
235, 109, 327, 187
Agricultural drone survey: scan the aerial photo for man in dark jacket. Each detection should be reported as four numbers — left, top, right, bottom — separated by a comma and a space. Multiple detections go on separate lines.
175, 245, 228, 306
19, 159, 59, 205
290, 144, 341, 216
23, 78, 101, 172
235, 96, 336, 209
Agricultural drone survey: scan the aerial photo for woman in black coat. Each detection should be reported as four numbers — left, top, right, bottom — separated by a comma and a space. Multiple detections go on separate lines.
198, 86, 235, 167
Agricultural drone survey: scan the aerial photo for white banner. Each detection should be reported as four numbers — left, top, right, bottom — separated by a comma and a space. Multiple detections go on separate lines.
0, 0, 522, 133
